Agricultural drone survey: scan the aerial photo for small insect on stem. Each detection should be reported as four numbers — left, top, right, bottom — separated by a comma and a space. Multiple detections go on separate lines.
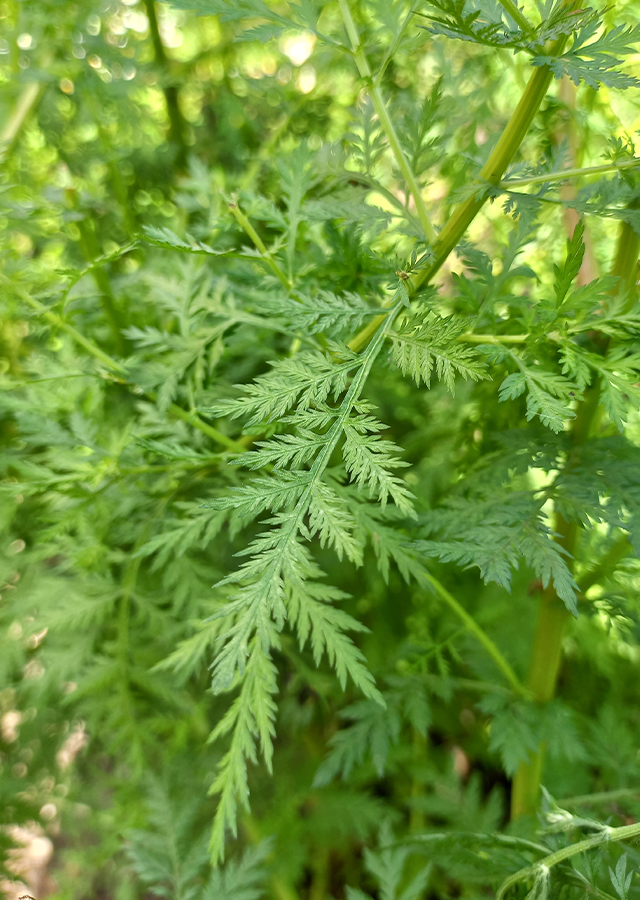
396, 270, 410, 280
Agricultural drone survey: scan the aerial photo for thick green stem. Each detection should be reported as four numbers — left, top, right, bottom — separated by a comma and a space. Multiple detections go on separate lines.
144, 0, 188, 167
510, 206, 640, 820
348, 23, 574, 353
559, 787, 640, 808
426, 58, 559, 268
308, 849, 330, 900
610, 216, 640, 301
510, 410, 599, 819
242, 816, 301, 900
509, 584, 572, 818
462, 333, 528, 344
554, 78, 599, 285
338, 0, 437, 245
409, 729, 428, 832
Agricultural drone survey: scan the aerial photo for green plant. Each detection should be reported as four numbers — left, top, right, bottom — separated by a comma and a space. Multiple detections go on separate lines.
2, 0, 640, 897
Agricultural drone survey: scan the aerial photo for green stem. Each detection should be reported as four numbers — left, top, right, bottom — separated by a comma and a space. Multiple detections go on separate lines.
308, 848, 330, 900
348, 19, 575, 353
426, 54, 561, 268
229, 203, 292, 289
461, 333, 528, 344
496, 820, 640, 899
144, 0, 188, 167
409, 728, 427, 832
237, 114, 291, 193
0, 82, 43, 162
501, 156, 640, 189
510, 401, 596, 820
576, 534, 631, 597
338, 0, 438, 245
66, 187, 125, 354
84, 92, 137, 237
242, 815, 301, 900
419, 571, 529, 697
509, 591, 569, 818
510, 208, 640, 820
10, 279, 126, 372
6, 279, 245, 453
167, 402, 244, 450
559, 788, 640, 808
496, 0, 535, 34
332, 170, 424, 235
374, 9, 416, 86
610, 216, 640, 303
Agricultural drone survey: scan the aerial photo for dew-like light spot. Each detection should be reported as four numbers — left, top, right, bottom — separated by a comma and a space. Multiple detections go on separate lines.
281, 32, 316, 66
296, 64, 316, 94
40, 803, 57, 821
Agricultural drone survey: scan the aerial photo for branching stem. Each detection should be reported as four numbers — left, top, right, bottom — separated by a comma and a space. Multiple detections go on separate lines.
66, 186, 125, 354
229, 203, 292, 289
6, 279, 245, 452
419, 571, 529, 697
501, 156, 640, 189
331, 171, 424, 235
497, 821, 640, 899
576, 535, 631, 597
374, 9, 415, 86
348, 16, 576, 354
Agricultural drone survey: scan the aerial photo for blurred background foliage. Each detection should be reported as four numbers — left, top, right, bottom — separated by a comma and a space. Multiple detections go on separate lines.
2, 0, 640, 898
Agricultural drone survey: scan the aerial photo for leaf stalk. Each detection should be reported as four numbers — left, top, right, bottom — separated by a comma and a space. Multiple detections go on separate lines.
497, 820, 640, 899
229, 202, 292, 289
500, 156, 640, 189
6, 279, 244, 452
420, 571, 529, 697
338, 0, 438, 245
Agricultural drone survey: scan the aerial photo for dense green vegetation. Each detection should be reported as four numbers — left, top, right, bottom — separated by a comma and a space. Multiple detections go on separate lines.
2, 0, 640, 897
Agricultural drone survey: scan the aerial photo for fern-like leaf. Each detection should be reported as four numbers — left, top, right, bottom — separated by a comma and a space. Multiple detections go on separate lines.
205, 302, 415, 859
390, 308, 487, 392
